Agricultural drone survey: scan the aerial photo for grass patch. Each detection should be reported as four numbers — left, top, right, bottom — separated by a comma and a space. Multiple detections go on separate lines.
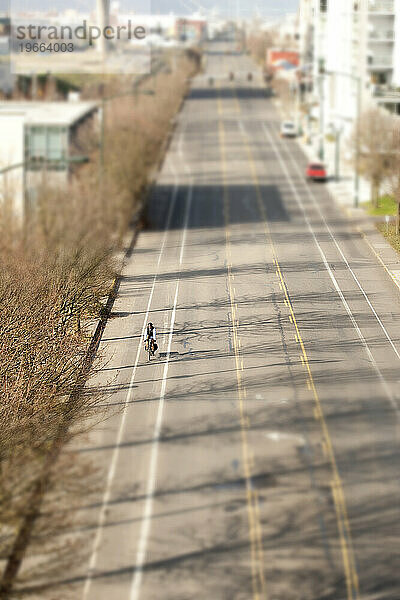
363, 195, 396, 216
377, 223, 400, 254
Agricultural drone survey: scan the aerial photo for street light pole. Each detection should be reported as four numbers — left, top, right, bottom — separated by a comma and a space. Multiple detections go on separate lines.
318, 74, 325, 162
295, 80, 301, 136
354, 76, 362, 208
335, 127, 341, 181
100, 94, 106, 176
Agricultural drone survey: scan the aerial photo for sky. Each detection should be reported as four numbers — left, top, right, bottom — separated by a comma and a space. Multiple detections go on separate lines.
9, 0, 299, 18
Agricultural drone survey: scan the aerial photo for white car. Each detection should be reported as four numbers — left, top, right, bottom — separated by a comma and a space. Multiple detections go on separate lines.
280, 121, 297, 138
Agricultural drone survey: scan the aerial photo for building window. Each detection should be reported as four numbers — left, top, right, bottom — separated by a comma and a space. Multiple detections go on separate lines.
28, 126, 46, 161
320, 0, 328, 12
25, 126, 68, 169
47, 127, 66, 161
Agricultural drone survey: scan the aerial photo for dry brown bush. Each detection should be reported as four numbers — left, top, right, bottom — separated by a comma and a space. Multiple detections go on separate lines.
0, 247, 103, 597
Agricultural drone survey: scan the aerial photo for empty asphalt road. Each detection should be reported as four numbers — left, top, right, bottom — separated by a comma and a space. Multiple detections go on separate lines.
76, 42, 400, 600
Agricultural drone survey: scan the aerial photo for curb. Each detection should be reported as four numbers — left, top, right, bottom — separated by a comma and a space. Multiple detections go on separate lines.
357, 225, 400, 293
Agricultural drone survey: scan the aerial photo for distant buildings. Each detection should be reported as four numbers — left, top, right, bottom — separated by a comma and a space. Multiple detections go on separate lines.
298, 0, 314, 68
175, 17, 208, 44
0, 101, 97, 218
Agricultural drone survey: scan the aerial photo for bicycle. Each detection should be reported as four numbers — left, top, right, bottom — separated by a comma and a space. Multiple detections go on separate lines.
145, 338, 156, 361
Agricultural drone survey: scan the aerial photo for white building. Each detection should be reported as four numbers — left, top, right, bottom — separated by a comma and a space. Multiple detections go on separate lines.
0, 101, 97, 219
278, 12, 299, 44
298, 0, 400, 138
298, 0, 314, 67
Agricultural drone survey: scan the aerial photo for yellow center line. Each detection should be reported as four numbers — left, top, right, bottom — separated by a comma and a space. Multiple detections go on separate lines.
233, 84, 360, 600
217, 84, 267, 600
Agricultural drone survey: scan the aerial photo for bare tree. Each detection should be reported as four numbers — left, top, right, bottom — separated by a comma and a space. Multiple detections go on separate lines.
352, 107, 394, 208
247, 32, 272, 65
387, 122, 400, 235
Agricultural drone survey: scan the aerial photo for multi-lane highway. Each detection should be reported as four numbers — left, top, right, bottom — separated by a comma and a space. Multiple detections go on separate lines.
77, 42, 400, 600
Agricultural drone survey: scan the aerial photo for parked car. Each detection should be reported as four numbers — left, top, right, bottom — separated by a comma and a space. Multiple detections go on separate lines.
280, 121, 297, 138
306, 162, 327, 182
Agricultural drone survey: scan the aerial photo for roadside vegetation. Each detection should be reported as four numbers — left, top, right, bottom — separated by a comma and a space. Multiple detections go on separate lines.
377, 222, 400, 252
0, 49, 200, 599
363, 195, 396, 216
352, 107, 394, 209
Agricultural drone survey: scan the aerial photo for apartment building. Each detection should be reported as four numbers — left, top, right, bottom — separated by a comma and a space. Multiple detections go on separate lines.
298, 0, 400, 137
298, 0, 314, 67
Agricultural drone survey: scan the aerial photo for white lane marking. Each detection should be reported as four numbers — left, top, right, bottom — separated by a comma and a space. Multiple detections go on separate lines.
130, 121, 193, 599
178, 119, 193, 266
178, 124, 189, 177
179, 184, 193, 265
265, 431, 305, 445
178, 129, 184, 161
263, 123, 400, 420
82, 160, 179, 600
280, 127, 400, 365
374, 243, 391, 250
130, 279, 180, 600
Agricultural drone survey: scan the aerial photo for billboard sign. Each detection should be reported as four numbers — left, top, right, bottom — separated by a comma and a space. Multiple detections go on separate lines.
267, 49, 299, 72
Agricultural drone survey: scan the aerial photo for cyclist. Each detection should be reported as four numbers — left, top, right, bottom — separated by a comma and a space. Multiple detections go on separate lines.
144, 322, 157, 355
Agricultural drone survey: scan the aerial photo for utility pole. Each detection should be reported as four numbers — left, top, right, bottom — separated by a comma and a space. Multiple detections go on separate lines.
318, 73, 325, 162
295, 77, 302, 137
31, 73, 38, 100
335, 126, 342, 181
354, 76, 362, 208
96, 0, 110, 58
